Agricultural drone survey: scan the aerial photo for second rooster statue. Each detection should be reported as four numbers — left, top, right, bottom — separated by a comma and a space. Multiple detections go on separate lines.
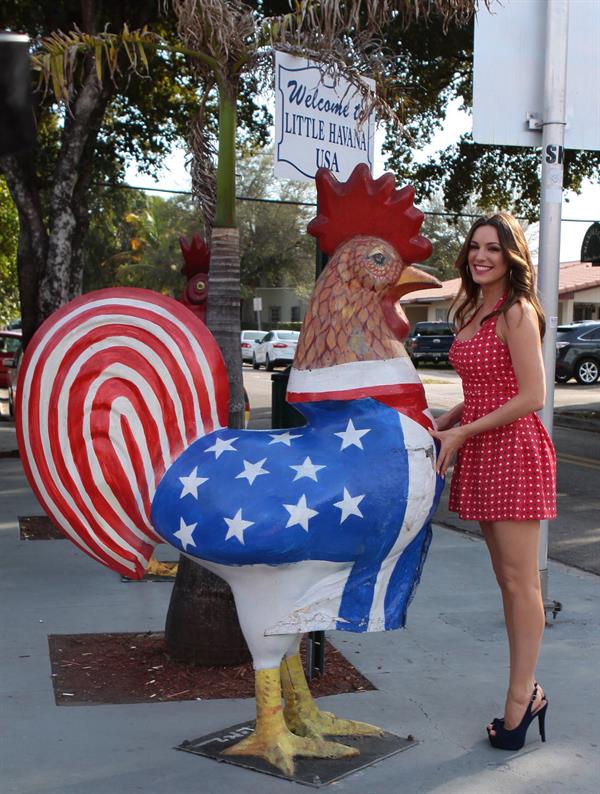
17, 164, 443, 776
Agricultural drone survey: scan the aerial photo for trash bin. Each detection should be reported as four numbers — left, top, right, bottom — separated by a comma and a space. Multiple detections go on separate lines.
270, 368, 305, 429
271, 367, 325, 679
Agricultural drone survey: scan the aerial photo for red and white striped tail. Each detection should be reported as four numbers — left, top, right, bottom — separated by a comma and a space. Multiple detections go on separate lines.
16, 288, 229, 579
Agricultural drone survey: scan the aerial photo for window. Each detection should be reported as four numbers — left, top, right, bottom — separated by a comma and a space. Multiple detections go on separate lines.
574, 304, 596, 321
269, 306, 281, 322
0, 335, 21, 355
435, 309, 446, 322
581, 327, 600, 340
291, 306, 301, 322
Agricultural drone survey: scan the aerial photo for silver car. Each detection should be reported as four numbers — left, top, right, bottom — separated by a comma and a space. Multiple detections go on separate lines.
252, 330, 300, 370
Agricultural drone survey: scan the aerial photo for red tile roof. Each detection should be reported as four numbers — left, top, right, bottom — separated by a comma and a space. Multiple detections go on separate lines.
401, 261, 600, 303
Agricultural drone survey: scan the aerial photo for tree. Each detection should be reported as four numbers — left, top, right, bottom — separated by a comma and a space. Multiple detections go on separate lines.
237, 150, 315, 300
81, 188, 201, 293
379, 15, 600, 221
0, 1, 267, 348
420, 198, 482, 282
0, 177, 19, 327
0, 0, 202, 347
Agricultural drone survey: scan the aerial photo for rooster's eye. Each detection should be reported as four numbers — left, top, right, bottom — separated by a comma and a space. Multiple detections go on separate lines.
369, 252, 386, 267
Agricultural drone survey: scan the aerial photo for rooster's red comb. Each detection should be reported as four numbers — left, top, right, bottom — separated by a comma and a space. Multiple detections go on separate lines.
179, 233, 210, 278
307, 164, 432, 263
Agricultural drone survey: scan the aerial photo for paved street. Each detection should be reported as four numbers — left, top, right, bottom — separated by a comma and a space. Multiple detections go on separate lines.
243, 365, 600, 575
243, 363, 600, 413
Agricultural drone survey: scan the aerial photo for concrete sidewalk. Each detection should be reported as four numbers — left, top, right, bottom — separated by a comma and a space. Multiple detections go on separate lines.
1, 436, 599, 794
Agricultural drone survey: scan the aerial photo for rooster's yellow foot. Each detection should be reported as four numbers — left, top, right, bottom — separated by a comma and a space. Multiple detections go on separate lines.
224, 666, 358, 777
222, 726, 358, 777
145, 557, 178, 577
285, 705, 384, 739
281, 652, 383, 739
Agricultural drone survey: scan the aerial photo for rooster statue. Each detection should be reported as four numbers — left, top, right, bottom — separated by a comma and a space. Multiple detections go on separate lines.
16, 164, 442, 776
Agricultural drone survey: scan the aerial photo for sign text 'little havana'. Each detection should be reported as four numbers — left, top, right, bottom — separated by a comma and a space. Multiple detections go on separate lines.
274, 52, 375, 182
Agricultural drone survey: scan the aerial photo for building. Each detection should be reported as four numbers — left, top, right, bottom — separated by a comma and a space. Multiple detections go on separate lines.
241, 287, 308, 329
401, 261, 600, 329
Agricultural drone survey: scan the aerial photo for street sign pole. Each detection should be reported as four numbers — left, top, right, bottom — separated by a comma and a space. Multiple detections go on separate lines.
253, 297, 262, 331
537, 0, 569, 613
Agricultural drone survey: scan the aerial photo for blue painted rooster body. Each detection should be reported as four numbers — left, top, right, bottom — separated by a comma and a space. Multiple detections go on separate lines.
153, 397, 440, 645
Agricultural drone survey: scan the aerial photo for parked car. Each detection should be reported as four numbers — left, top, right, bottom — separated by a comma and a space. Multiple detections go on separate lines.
0, 329, 22, 419
240, 329, 265, 363
555, 321, 600, 384
405, 321, 455, 366
252, 329, 300, 370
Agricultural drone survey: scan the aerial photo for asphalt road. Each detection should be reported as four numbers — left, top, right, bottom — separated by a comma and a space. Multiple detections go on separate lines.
243, 364, 600, 576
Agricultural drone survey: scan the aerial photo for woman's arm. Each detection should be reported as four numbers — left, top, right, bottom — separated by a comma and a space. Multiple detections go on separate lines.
430, 302, 545, 474
435, 402, 464, 431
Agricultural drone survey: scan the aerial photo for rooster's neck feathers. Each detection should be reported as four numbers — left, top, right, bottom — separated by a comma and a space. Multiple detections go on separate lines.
294, 241, 410, 372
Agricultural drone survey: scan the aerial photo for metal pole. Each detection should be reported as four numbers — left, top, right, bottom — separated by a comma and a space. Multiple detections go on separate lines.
537, 0, 569, 618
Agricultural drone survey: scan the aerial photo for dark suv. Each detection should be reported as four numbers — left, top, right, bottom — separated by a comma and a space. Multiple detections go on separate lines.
555, 321, 600, 384
406, 321, 455, 366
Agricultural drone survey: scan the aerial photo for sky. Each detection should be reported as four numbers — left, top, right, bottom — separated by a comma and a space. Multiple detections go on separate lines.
125, 99, 599, 265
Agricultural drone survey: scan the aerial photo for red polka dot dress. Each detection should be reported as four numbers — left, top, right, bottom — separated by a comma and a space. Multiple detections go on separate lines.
448, 300, 557, 522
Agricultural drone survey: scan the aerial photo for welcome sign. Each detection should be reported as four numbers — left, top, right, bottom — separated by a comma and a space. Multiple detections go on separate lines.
274, 51, 375, 182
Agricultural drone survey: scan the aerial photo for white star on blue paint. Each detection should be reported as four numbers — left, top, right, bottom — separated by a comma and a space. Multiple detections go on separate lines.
269, 431, 302, 446
179, 466, 208, 499
334, 488, 365, 523
335, 419, 370, 450
224, 509, 254, 544
283, 494, 318, 532
205, 436, 239, 459
290, 456, 326, 482
174, 517, 198, 550
236, 458, 269, 485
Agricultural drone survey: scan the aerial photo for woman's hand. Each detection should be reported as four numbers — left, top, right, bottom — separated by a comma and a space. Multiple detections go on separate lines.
428, 426, 469, 476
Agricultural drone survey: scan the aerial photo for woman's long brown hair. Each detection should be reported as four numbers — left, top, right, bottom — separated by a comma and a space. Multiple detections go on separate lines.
449, 212, 546, 338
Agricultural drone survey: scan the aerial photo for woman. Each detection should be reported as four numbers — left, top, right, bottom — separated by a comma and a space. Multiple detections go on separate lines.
429, 212, 555, 751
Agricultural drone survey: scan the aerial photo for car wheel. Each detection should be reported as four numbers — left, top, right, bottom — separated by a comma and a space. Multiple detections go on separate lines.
575, 358, 599, 385
265, 354, 274, 371
252, 354, 260, 370
555, 373, 570, 384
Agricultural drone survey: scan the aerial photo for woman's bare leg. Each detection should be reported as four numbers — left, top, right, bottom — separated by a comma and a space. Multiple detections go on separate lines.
481, 522, 514, 663
481, 520, 546, 731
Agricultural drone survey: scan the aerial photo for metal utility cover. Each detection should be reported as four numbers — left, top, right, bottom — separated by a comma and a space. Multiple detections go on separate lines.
177, 721, 417, 786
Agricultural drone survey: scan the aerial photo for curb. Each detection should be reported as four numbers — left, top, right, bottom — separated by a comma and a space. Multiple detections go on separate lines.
554, 414, 600, 434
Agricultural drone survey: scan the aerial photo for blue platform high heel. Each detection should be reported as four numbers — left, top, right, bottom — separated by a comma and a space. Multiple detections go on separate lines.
487, 685, 548, 751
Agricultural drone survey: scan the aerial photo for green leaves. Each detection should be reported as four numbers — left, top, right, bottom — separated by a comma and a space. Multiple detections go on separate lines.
31, 25, 156, 102
0, 178, 19, 326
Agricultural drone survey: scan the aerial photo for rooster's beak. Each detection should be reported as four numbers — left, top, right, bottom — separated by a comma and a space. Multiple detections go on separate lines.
394, 265, 442, 298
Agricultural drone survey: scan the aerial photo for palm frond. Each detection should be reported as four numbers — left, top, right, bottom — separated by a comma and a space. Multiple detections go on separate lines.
31, 25, 156, 102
